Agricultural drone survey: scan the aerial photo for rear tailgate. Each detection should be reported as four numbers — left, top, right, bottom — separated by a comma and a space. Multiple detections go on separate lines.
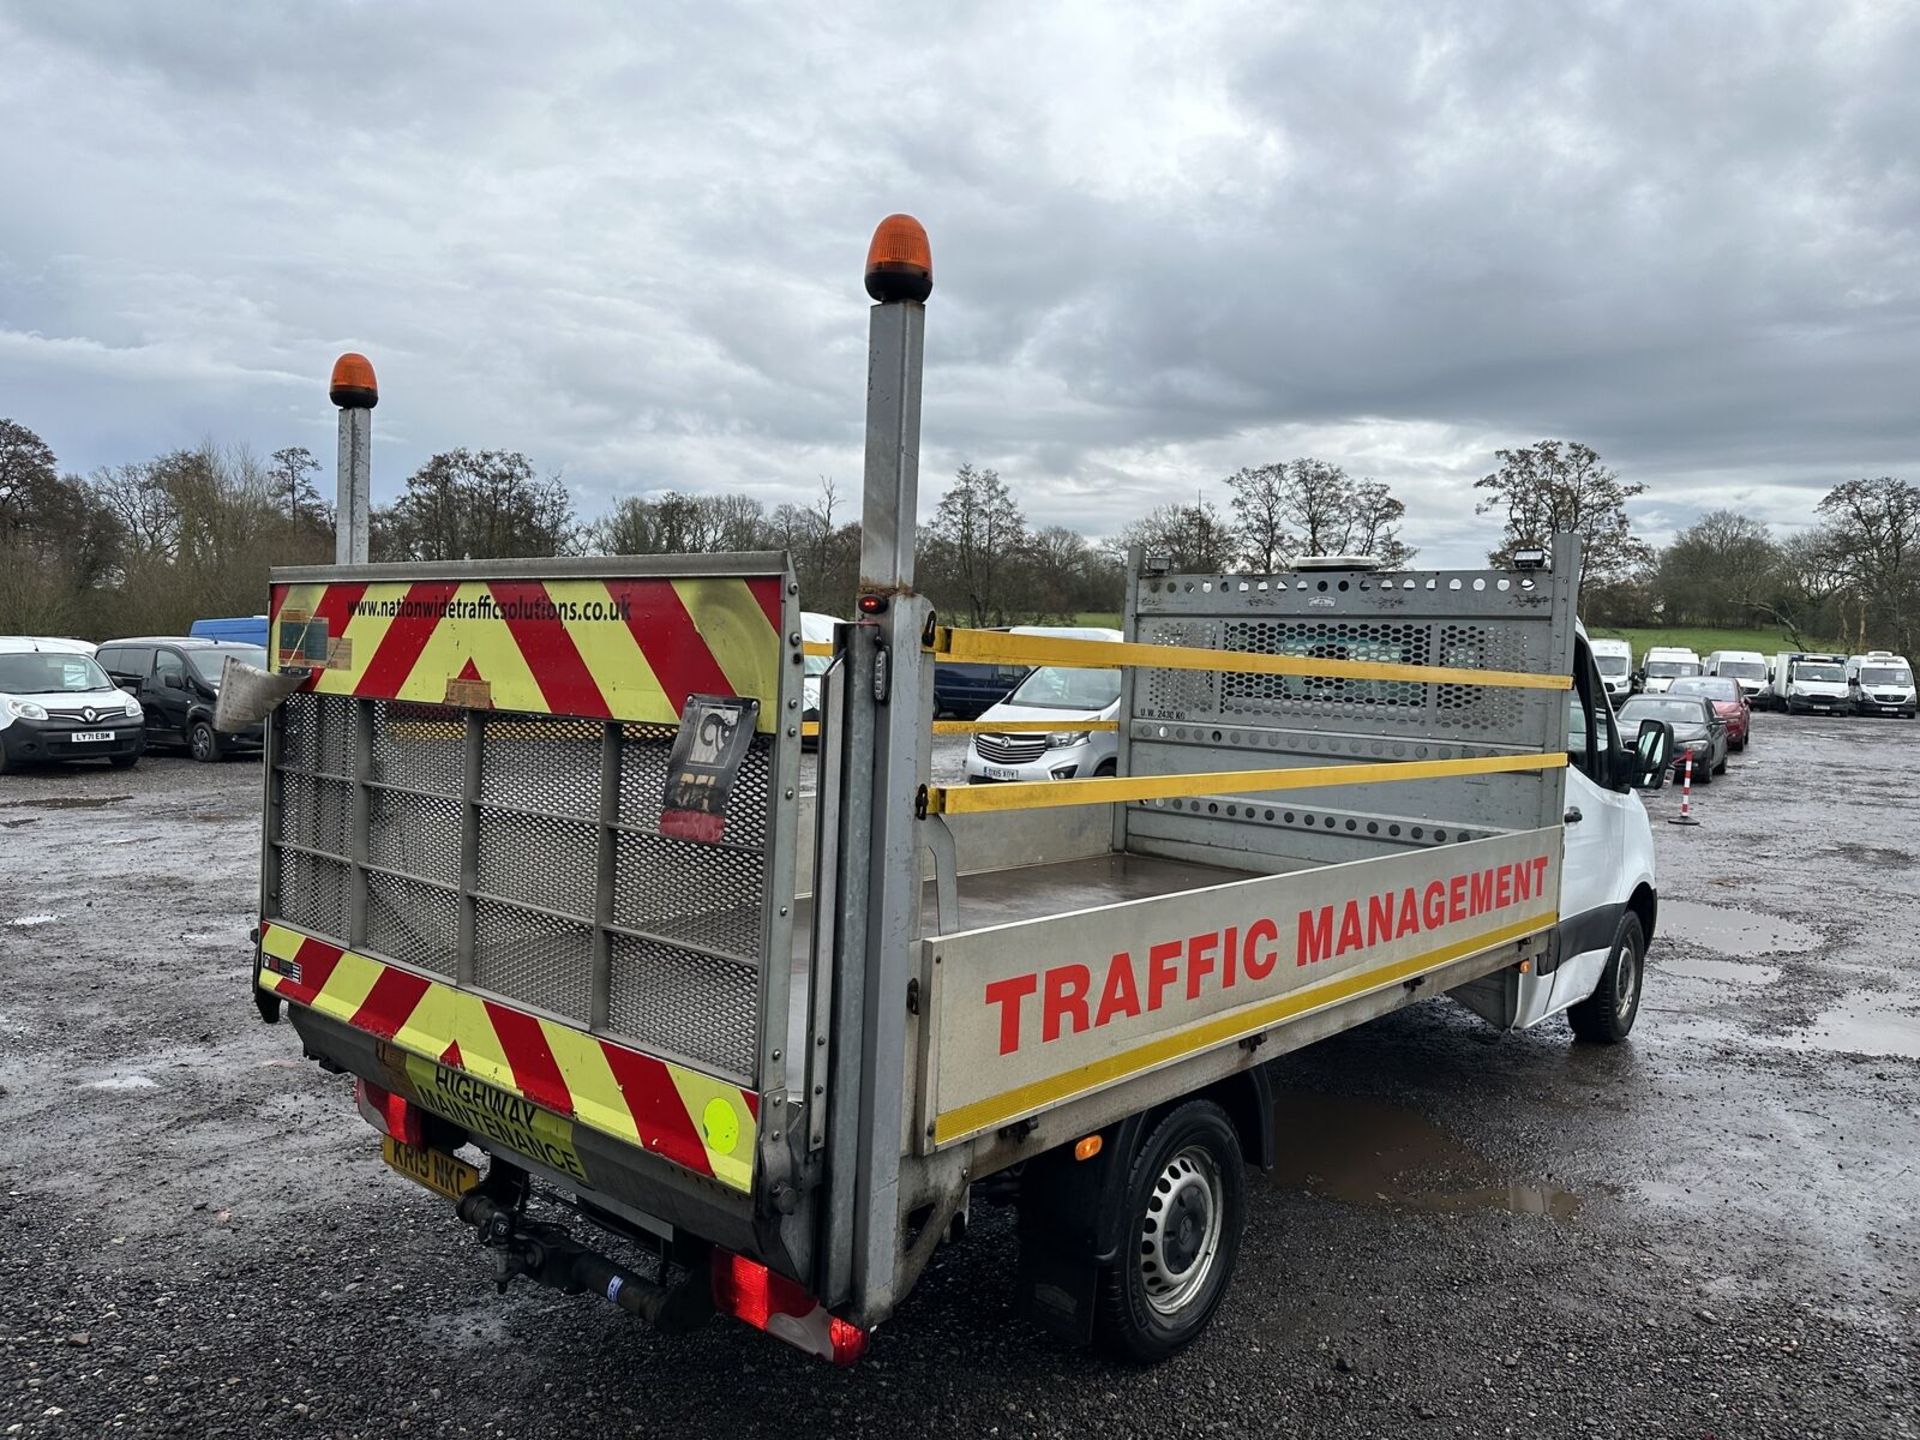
255, 555, 803, 1258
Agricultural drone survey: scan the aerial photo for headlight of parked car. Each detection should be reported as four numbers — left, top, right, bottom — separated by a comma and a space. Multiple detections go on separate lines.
7, 699, 48, 721
1047, 731, 1091, 748
123, 697, 143, 718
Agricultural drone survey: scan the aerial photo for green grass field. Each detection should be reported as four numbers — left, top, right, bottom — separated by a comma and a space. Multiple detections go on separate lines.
1583, 625, 1842, 659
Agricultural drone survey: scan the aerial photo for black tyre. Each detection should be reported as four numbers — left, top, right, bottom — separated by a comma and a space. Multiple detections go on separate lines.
1692, 758, 1712, 785
189, 720, 223, 763
1093, 758, 1118, 778
1568, 912, 1646, 1044
1093, 1099, 1245, 1364
1713, 750, 1728, 775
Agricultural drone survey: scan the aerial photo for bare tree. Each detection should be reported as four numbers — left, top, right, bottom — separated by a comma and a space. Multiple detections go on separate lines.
928, 464, 1027, 627
270, 445, 326, 525
377, 449, 578, 561
1114, 498, 1236, 572
1475, 440, 1650, 582
1225, 464, 1289, 571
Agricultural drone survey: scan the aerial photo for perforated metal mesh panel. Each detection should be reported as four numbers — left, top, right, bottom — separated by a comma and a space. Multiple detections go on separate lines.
266, 685, 787, 1086
277, 848, 349, 939
1124, 559, 1573, 869
366, 870, 460, 978
475, 896, 594, 1022
608, 932, 759, 1079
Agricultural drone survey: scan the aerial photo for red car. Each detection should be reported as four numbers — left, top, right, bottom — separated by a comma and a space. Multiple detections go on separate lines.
1667, 675, 1751, 751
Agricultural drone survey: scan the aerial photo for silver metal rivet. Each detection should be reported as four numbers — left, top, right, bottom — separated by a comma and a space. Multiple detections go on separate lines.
770, 1049, 781, 1061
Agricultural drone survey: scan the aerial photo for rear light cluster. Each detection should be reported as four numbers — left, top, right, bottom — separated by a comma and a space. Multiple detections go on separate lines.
355, 1077, 423, 1146
710, 1251, 867, 1366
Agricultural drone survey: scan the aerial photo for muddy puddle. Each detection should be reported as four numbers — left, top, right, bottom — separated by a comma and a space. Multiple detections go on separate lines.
1777, 993, 1920, 1060
1270, 1093, 1581, 1219
1659, 898, 1822, 958
0, 794, 129, 811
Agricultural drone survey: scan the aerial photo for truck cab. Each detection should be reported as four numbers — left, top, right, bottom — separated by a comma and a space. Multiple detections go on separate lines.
1590, 637, 1633, 703
1847, 652, 1916, 717
1704, 649, 1768, 701
1767, 651, 1849, 714
1637, 645, 1701, 694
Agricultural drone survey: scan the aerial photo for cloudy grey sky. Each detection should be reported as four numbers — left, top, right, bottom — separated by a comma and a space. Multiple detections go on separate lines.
2, 1, 1916, 564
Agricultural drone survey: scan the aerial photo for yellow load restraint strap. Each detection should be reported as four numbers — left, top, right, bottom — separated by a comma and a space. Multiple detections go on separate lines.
922, 751, 1568, 817
927, 626, 1572, 692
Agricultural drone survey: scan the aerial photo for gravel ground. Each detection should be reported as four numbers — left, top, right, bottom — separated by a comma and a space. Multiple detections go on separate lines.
2, 719, 1916, 1438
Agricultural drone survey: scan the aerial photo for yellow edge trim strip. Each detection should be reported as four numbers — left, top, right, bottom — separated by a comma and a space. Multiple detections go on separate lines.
930, 627, 1571, 691
797, 719, 1121, 738
933, 914, 1548, 1144
803, 641, 834, 657
925, 751, 1568, 816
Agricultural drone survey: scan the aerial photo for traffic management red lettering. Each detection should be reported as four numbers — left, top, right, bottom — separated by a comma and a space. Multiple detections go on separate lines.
982, 853, 1551, 1055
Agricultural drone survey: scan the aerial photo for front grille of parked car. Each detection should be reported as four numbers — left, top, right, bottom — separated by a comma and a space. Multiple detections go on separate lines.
975, 733, 1049, 764
47, 705, 123, 724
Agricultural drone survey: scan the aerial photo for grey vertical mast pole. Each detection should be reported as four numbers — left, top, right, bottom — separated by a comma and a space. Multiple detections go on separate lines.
847, 215, 932, 1322
330, 353, 377, 565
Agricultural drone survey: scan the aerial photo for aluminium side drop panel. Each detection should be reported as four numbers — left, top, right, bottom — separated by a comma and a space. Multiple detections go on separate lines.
921, 827, 1561, 1147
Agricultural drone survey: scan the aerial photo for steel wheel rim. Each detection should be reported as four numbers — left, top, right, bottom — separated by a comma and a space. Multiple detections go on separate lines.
1139, 1145, 1223, 1317
1615, 943, 1639, 1020
192, 727, 212, 760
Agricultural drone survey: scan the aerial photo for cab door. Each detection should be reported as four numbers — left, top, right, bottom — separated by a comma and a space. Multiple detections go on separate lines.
1551, 638, 1634, 1012
146, 648, 191, 740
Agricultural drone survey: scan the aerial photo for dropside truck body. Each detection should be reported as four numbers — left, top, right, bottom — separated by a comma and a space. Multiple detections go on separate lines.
252, 223, 1668, 1362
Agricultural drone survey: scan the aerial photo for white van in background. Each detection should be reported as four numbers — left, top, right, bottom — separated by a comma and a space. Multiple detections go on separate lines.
1637, 646, 1702, 694
1763, 652, 1850, 714
1704, 649, 1768, 701
800, 611, 840, 723
1846, 652, 1916, 718
1590, 638, 1633, 703
963, 627, 1123, 783
0, 636, 145, 773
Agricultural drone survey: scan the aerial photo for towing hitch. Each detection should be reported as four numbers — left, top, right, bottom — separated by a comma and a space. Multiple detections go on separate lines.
456, 1192, 713, 1333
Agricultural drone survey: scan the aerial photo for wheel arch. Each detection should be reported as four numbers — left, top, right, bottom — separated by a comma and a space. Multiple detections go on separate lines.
1628, 882, 1657, 945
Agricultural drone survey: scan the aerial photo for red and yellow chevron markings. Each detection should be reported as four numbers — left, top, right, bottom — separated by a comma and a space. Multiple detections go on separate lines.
269, 575, 784, 729
257, 922, 759, 1192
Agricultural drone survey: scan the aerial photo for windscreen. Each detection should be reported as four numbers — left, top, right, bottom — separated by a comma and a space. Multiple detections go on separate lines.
1717, 661, 1765, 680
1644, 660, 1701, 678
1861, 666, 1912, 687
1668, 677, 1738, 701
188, 645, 267, 684
1623, 698, 1711, 725
1595, 654, 1630, 676
1004, 665, 1122, 711
1795, 663, 1845, 683
0, 652, 114, 694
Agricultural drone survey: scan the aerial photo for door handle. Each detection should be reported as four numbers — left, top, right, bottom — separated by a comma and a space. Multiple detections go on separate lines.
1564, 806, 1583, 824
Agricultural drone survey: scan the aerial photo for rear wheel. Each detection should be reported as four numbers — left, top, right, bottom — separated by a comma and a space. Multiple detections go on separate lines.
1093, 1099, 1245, 1364
1569, 912, 1645, 1044
189, 720, 222, 763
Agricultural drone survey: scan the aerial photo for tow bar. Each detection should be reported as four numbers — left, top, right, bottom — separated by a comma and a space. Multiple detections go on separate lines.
456, 1191, 714, 1333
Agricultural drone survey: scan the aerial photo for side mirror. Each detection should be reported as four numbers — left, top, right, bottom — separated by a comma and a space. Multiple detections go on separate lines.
1627, 719, 1674, 790
163, 671, 187, 690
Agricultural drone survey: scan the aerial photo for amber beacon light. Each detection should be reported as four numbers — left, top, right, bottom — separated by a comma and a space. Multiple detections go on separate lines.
864, 214, 932, 303
329, 351, 379, 409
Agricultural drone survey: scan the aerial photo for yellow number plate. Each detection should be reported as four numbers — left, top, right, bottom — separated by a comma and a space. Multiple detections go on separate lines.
381, 1135, 479, 1201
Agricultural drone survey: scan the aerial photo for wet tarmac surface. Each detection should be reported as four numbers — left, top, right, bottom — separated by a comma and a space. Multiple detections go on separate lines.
2, 719, 1916, 1437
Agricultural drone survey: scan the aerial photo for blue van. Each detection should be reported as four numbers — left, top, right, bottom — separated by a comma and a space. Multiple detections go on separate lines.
190, 616, 270, 647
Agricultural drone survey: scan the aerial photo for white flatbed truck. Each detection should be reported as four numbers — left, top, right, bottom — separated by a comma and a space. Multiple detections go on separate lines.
248, 216, 1677, 1363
